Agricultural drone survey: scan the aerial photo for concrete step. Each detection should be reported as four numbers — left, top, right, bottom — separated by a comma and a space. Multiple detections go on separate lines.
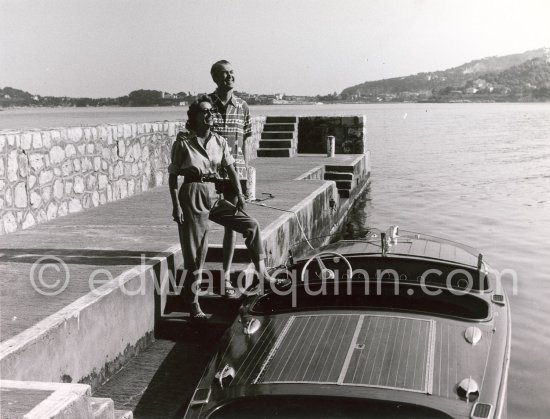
261, 131, 295, 140
206, 244, 251, 263
0, 381, 93, 419
338, 189, 351, 198
164, 262, 256, 316
168, 261, 254, 294
93, 339, 219, 417
156, 311, 236, 339
259, 139, 294, 149
257, 148, 296, 158
157, 299, 240, 340
335, 180, 353, 190
163, 291, 243, 318
90, 397, 114, 419
325, 164, 354, 173
265, 116, 298, 123
262, 123, 296, 132
114, 410, 133, 419
324, 171, 354, 181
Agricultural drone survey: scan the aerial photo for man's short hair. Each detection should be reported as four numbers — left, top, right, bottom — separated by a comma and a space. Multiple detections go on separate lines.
210, 60, 231, 76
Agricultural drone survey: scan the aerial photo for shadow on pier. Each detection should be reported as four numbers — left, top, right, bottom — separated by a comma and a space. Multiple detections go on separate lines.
94, 330, 223, 419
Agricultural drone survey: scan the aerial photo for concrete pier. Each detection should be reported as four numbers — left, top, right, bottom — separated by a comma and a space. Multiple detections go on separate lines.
0, 153, 369, 417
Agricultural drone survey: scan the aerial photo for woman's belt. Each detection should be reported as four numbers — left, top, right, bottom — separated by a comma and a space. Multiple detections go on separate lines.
182, 175, 204, 184
182, 175, 235, 195
183, 173, 229, 184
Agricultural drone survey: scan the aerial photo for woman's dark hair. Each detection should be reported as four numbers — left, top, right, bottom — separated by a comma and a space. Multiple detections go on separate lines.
186, 95, 213, 131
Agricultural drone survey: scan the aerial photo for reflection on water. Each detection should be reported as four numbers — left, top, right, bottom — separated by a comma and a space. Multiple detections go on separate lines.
337, 103, 550, 419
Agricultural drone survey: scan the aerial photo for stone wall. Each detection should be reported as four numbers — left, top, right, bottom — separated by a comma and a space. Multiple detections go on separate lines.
0, 117, 270, 235
0, 122, 184, 235
297, 115, 367, 154
245, 116, 265, 161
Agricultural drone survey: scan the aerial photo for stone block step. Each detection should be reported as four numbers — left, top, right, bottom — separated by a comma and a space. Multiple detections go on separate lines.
164, 260, 256, 316
164, 291, 244, 317
324, 171, 354, 181
265, 116, 298, 123
114, 410, 134, 419
206, 244, 250, 263
90, 397, 114, 419
262, 123, 296, 132
0, 381, 92, 419
259, 140, 294, 149
261, 131, 295, 140
338, 189, 351, 199
155, 312, 234, 339
325, 164, 354, 173
257, 148, 296, 158
335, 181, 353, 190
168, 261, 254, 295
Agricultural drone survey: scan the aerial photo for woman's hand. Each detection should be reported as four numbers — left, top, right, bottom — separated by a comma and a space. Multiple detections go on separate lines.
225, 164, 246, 212
236, 194, 246, 212
172, 207, 184, 224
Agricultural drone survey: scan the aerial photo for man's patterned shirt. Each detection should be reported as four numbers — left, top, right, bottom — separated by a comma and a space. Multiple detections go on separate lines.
208, 92, 252, 172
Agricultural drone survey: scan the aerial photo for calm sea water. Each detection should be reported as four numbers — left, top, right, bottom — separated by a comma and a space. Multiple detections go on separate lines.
2, 103, 550, 417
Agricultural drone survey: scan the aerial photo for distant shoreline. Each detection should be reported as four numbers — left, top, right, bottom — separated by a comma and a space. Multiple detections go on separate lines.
2, 97, 550, 111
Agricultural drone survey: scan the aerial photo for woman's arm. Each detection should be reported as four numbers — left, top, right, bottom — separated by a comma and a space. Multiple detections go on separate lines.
225, 164, 245, 211
169, 173, 184, 223
168, 135, 186, 223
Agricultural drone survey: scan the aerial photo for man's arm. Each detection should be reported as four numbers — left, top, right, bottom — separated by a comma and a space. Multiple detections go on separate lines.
242, 101, 252, 163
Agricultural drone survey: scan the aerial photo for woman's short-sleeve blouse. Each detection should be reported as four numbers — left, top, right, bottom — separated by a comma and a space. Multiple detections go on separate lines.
168, 131, 235, 176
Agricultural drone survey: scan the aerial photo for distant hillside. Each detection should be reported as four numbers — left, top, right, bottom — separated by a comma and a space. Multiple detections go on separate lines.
482, 57, 550, 91
0, 87, 194, 108
0, 87, 37, 107
341, 48, 550, 97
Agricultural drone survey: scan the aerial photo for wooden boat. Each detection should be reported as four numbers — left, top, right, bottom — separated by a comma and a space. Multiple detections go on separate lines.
184, 226, 511, 418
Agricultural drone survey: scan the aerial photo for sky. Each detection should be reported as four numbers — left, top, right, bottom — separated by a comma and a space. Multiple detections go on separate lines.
1, 0, 549, 98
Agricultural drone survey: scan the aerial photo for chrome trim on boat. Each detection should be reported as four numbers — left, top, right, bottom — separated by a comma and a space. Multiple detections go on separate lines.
388, 225, 399, 243
215, 365, 235, 389
471, 402, 493, 418
189, 388, 211, 406
458, 377, 480, 401
492, 295, 506, 306
426, 319, 437, 394
465, 326, 482, 345
243, 318, 261, 335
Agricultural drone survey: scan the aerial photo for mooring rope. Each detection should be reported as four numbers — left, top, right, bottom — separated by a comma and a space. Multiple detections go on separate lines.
247, 200, 315, 250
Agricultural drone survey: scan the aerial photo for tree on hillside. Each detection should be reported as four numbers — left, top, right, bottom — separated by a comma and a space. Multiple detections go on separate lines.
128, 89, 163, 106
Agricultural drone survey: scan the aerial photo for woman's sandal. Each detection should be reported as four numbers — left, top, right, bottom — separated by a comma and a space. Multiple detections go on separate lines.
190, 303, 207, 320
224, 280, 239, 299
263, 275, 292, 289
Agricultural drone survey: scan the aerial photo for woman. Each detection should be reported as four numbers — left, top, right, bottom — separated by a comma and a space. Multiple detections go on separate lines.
168, 96, 274, 319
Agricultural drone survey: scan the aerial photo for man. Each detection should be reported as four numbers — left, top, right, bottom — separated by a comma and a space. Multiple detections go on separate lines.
208, 60, 253, 297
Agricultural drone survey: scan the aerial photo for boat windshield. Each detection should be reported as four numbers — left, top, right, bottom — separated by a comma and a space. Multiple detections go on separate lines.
250, 282, 490, 321
285, 226, 490, 291
293, 228, 481, 260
